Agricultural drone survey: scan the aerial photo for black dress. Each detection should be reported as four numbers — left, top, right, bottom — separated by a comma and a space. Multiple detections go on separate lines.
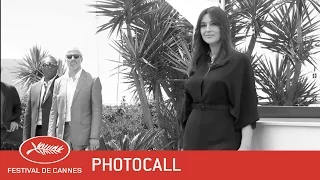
181, 51, 259, 150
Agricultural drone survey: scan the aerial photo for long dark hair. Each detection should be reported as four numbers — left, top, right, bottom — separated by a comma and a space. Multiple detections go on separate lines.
188, 6, 234, 76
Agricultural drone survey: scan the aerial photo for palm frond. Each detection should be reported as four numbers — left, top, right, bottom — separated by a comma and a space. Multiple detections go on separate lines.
255, 54, 319, 106
258, 3, 320, 66
88, 0, 159, 37
12, 45, 48, 89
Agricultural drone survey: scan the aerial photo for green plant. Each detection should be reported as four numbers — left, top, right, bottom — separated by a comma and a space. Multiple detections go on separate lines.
89, 0, 190, 149
13, 45, 48, 89
89, 0, 159, 130
99, 101, 178, 149
230, 0, 277, 56
100, 104, 145, 143
255, 55, 319, 106
13, 45, 67, 90
104, 128, 173, 150
258, 1, 320, 105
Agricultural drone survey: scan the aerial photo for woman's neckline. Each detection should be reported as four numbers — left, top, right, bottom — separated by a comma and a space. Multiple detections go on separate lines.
207, 51, 217, 64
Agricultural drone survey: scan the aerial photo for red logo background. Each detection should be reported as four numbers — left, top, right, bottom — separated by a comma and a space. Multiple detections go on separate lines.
19, 136, 70, 164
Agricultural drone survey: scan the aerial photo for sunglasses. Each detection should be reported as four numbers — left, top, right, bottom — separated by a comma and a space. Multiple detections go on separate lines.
42, 62, 58, 68
66, 54, 81, 59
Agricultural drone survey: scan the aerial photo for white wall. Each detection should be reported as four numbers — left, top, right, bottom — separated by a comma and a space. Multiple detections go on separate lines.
252, 118, 320, 150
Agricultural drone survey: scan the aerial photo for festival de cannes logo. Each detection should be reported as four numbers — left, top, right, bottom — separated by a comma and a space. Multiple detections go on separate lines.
19, 136, 71, 164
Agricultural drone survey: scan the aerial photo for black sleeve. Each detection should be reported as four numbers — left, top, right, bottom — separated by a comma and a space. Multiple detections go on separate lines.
229, 54, 259, 130
180, 88, 193, 132
11, 86, 22, 123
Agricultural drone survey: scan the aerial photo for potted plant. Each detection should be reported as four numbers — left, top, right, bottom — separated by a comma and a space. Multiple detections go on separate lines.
250, 0, 320, 150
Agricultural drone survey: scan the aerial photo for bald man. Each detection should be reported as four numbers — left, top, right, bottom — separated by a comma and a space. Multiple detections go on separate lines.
48, 48, 102, 150
23, 55, 59, 141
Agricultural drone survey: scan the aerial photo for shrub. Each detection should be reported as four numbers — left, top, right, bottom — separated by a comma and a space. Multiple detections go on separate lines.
100, 104, 146, 144
105, 128, 171, 150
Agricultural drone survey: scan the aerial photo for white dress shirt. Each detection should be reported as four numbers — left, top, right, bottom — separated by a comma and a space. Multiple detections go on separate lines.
65, 69, 82, 123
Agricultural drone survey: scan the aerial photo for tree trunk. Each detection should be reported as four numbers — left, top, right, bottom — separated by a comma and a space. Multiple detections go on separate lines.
285, 1, 303, 106
154, 82, 171, 150
161, 82, 184, 149
286, 60, 301, 106
285, 59, 291, 105
161, 82, 177, 109
246, 32, 257, 59
155, 82, 161, 116
126, 22, 154, 129
132, 71, 154, 129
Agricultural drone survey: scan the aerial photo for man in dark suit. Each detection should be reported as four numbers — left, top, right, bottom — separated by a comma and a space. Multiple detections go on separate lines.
23, 56, 59, 140
48, 47, 102, 150
1, 67, 22, 146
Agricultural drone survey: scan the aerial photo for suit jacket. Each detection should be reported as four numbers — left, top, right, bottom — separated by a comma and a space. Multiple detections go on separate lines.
1, 82, 22, 145
23, 76, 58, 141
1, 82, 22, 129
47, 70, 102, 146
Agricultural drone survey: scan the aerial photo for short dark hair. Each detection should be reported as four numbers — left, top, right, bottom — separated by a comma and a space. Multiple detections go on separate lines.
41, 55, 58, 64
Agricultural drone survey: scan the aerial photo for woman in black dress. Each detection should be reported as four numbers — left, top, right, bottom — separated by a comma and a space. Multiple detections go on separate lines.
180, 6, 259, 150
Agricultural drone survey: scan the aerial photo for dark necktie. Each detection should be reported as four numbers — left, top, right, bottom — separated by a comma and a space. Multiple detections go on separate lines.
41, 83, 48, 104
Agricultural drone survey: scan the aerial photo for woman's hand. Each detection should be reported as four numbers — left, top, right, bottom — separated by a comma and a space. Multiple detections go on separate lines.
238, 144, 251, 151
239, 124, 253, 151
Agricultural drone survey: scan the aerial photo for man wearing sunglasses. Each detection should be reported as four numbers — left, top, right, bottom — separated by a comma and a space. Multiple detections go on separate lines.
48, 47, 102, 151
23, 56, 59, 141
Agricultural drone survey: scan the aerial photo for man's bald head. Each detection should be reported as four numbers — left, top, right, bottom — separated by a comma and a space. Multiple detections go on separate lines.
65, 47, 83, 72
66, 47, 83, 57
